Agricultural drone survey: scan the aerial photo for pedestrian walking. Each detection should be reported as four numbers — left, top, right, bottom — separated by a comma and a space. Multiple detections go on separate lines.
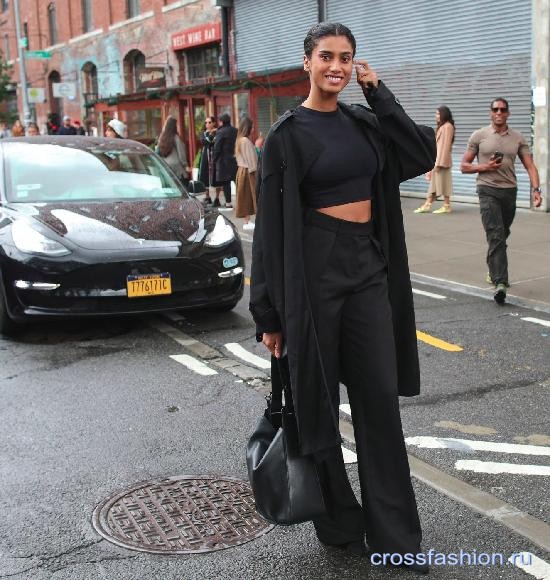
58, 116, 77, 135
250, 22, 435, 575
11, 119, 25, 137
460, 97, 542, 304
199, 116, 223, 205
105, 119, 127, 139
0, 121, 12, 138
213, 113, 237, 209
156, 116, 190, 186
235, 116, 257, 230
26, 122, 40, 136
414, 105, 455, 214
74, 120, 86, 135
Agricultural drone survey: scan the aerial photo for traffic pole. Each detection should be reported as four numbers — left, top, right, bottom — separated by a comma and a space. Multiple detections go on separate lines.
13, 0, 30, 124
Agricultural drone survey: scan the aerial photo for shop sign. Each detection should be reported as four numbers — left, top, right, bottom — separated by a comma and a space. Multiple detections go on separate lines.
52, 82, 76, 99
137, 67, 166, 91
27, 87, 46, 103
171, 22, 221, 51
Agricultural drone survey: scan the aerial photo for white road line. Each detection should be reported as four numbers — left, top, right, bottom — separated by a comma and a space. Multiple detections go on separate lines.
412, 288, 446, 300
522, 317, 550, 328
342, 446, 357, 464
509, 552, 550, 579
406, 436, 550, 456
224, 343, 271, 369
169, 354, 218, 376
455, 460, 550, 476
339, 403, 351, 417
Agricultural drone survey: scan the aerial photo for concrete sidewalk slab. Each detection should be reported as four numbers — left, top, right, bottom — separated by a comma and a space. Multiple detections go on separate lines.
402, 196, 550, 308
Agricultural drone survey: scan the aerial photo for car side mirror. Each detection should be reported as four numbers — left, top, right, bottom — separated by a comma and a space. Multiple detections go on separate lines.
187, 180, 207, 197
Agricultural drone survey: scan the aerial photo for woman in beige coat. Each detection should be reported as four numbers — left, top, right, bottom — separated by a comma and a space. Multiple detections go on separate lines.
414, 105, 455, 213
235, 116, 257, 230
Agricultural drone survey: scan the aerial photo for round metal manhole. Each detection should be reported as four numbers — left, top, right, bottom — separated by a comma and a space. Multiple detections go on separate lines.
92, 475, 275, 554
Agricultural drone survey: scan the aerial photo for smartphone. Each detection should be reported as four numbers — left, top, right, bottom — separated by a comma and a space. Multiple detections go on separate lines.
493, 151, 504, 161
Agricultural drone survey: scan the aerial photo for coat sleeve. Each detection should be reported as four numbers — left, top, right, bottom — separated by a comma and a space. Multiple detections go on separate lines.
435, 123, 453, 168
213, 129, 223, 162
249, 131, 284, 336
365, 82, 436, 182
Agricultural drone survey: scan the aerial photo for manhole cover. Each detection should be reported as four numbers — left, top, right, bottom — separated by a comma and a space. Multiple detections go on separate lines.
92, 475, 274, 554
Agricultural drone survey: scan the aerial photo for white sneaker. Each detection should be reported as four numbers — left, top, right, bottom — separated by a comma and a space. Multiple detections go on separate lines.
242, 222, 255, 230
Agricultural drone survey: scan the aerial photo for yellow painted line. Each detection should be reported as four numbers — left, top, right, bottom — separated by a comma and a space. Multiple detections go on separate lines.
245, 276, 250, 285
416, 330, 463, 352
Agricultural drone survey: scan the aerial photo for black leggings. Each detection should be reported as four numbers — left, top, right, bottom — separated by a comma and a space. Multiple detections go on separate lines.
302, 208, 422, 554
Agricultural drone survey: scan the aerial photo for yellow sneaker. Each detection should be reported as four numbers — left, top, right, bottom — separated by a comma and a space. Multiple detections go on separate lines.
433, 205, 451, 214
414, 203, 432, 213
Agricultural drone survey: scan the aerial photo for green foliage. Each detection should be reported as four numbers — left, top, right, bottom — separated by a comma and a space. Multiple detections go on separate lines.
0, 50, 13, 104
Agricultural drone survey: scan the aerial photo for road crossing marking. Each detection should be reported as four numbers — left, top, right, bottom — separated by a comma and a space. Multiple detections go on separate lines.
340, 403, 351, 417
509, 552, 550, 579
406, 436, 550, 456
169, 354, 218, 376
455, 460, 550, 476
224, 343, 271, 369
522, 316, 550, 328
342, 446, 357, 464
412, 288, 446, 300
416, 330, 463, 352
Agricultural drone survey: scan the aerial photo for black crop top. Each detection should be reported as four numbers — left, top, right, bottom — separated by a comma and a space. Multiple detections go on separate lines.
293, 105, 377, 208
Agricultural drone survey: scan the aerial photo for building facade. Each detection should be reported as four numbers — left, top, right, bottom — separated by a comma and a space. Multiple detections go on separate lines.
2, 0, 548, 210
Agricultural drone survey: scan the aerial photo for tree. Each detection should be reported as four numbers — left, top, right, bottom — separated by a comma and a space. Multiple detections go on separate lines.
0, 50, 14, 122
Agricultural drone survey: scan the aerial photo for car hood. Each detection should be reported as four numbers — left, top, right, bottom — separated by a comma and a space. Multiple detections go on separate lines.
8, 198, 204, 251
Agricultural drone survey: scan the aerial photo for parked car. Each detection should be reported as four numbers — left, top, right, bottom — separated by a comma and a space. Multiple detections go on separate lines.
0, 136, 244, 333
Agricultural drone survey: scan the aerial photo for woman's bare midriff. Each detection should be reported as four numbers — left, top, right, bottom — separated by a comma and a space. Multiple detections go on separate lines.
316, 199, 372, 223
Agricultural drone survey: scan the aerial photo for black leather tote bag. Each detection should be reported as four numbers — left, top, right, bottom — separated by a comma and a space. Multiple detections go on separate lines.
246, 355, 326, 525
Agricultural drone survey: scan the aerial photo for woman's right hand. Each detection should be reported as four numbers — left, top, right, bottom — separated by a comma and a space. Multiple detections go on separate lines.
424, 170, 432, 181
262, 331, 284, 358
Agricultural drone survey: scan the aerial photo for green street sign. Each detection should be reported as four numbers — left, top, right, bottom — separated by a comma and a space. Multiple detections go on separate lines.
19, 37, 28, 48
25, 50, 52, 60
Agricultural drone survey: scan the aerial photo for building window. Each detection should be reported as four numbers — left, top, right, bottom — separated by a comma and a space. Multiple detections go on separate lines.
3, 33, 9, 60
81, 0, 93, 33
123, 49, 145, 94
127, 0, 140, 18
47, 4, 57, 46
81, 61, 98, 106
186, 45, 222, 81
1, 1, 8, 13
23, 22, 29, 49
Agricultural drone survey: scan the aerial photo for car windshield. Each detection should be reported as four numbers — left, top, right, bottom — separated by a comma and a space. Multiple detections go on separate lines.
4, 143, 188, 203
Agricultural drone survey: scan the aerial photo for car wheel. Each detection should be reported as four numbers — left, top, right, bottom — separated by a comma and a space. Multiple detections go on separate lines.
0, 282, 16, 336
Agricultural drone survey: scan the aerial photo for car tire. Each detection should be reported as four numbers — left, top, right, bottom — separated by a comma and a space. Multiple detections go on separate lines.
0, 283, 16, 336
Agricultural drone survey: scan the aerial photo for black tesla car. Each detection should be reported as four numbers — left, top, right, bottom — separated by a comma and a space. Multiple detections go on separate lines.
0, 136, 244, 333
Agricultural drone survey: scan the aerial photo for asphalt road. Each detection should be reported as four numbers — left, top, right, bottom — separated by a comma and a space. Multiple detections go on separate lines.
0, 234, 549, 579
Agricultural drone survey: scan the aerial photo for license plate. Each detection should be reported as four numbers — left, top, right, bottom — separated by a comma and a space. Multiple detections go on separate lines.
126, 272, 172, 298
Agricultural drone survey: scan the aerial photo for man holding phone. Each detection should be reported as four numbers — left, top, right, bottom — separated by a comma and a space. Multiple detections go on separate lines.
461, 97, 542, 304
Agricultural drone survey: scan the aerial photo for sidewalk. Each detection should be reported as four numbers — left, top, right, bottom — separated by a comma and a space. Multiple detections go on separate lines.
218, 193, 550, 311
401, 196, 550, 311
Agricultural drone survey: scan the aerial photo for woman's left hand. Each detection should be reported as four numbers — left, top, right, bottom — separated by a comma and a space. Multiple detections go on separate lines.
354, 60, 379, 91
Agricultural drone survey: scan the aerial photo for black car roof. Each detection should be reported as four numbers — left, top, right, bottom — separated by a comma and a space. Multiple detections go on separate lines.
0, 136, 152, 153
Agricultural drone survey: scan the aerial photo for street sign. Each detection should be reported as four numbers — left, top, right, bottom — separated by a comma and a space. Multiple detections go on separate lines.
19, 37, 28, 48
25, 50, 52, 60
52, 82, 76, 98
27, 87, 46, 103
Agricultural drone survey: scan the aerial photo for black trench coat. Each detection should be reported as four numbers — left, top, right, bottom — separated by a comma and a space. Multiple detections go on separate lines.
250, 82, 436, 457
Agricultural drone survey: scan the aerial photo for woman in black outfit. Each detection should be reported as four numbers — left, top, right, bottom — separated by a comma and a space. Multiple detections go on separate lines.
250, 23, 435, 575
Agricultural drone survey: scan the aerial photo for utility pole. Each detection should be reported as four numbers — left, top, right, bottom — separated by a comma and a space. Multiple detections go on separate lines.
13, 0, 30, 124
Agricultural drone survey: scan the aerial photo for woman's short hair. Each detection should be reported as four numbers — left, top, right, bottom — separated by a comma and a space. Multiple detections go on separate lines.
304, 22, 356, 58
219, 113, 231, 126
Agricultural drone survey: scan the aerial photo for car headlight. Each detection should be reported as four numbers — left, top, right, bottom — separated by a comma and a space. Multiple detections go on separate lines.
11, 220, 71, 256
205, 215, 235, 247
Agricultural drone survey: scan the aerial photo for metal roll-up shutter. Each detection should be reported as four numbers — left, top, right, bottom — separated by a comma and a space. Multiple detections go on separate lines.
256, 95, 305, 139
234, 0, 317, 74
327, 0, 532, 201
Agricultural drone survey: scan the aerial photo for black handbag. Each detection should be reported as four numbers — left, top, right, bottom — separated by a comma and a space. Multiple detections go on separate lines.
246, 355, 326, 525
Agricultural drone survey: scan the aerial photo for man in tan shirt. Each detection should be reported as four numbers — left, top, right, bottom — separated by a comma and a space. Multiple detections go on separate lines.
461, 97, 542, 304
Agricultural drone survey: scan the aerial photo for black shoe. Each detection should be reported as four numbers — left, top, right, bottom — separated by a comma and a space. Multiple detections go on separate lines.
494, 283, 507, 304
400, 561, 430, 575
202, 197, 212, 206
320, 538, 368, 556
213, 198, 221, 207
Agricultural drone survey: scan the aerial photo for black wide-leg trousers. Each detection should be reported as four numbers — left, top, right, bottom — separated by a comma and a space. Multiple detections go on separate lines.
302, 209, 422, 555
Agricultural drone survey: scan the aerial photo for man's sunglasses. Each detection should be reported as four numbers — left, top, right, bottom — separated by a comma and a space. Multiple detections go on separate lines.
491, 107, 508, 113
